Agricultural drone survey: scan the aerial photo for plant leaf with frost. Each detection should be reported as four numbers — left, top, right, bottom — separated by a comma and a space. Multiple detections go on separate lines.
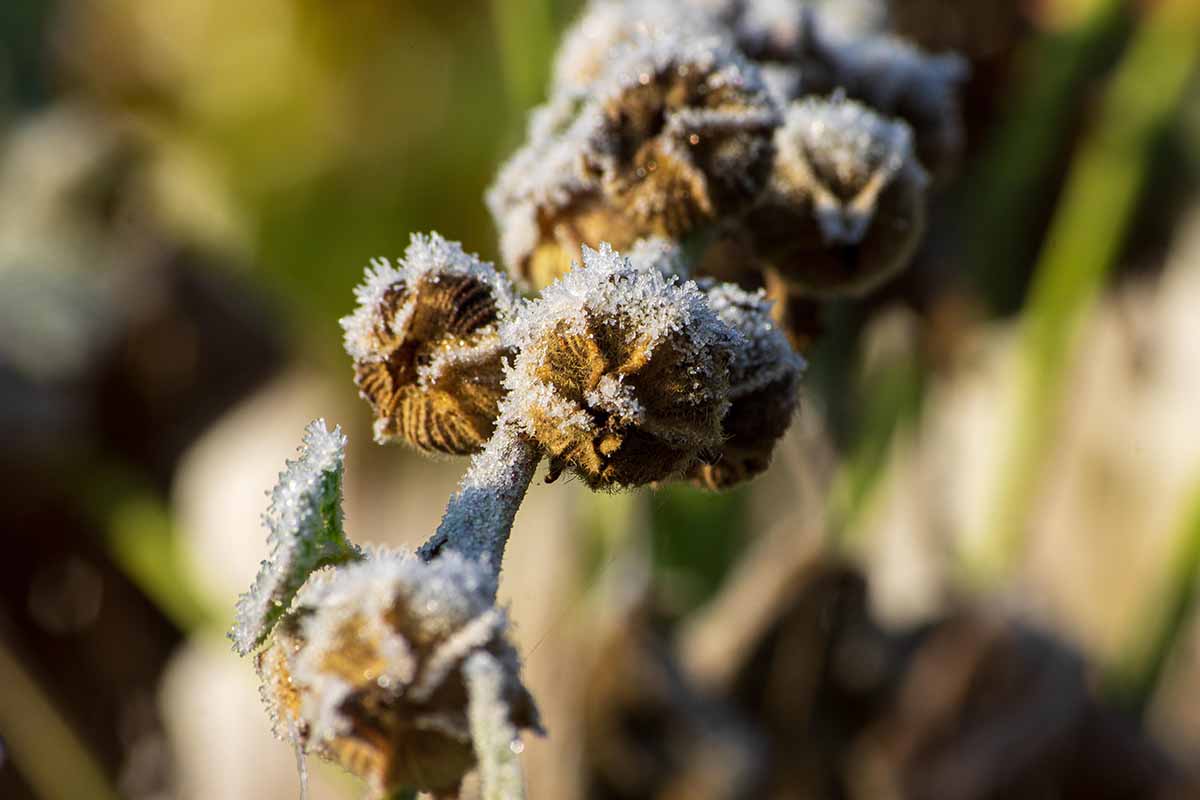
229, 419, 361, 656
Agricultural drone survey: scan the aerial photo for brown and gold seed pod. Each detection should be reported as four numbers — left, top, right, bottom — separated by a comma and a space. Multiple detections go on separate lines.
486, 35, 780, 291
259, 551, 541, 797
587, 35, 779, 239
341, 234, 518, 455
506, 244, 738, 490
688, 281, 804, 490
745, 96, 929, 298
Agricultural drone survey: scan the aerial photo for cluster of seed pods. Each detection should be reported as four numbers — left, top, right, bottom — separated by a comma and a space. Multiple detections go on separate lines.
232, 2, 968, 797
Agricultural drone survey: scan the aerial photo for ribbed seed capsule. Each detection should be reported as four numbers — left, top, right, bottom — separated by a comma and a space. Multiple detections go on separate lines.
486, 35, 780, 290
745, 96, 929, 298
688, 282, 804, 490
505, 244, 739, 489
256, 551, 540, 797
341, 234, 518, 454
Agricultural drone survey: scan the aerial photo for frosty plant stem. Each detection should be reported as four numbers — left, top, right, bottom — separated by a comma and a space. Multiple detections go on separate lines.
419, 420, 542, 590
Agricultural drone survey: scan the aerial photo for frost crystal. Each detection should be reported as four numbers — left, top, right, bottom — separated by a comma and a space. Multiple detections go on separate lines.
625, 236, 690, 280
701, 281, 806, 398
230, 420, 359, 656
551, 0, 730, 92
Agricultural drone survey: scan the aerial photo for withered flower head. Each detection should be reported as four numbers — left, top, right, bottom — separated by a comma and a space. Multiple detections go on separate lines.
487, 34, 779, 290
688, 281, 804, 490
745, 96, 929, 297
341, 233, 518, 454
832, 35, 968, 182
257, 549, 540, 797
504, 243, 738, 489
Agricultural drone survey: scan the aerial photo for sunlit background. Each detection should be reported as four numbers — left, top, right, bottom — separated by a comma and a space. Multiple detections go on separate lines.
2, 0, 1200, 798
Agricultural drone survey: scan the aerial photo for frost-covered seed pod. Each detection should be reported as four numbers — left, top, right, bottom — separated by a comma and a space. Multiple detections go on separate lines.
487, 35, 779, 290
832, 35, 968, 181
341, 234, 518, 454
688, 282, 804, 490
257, 550, 540, 797
504, 244, 738, 489
745, 97, 929, 298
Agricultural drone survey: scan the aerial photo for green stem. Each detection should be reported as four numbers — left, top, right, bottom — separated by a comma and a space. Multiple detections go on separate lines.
962, 0, 1200, 585
1108, 476, 1200, 715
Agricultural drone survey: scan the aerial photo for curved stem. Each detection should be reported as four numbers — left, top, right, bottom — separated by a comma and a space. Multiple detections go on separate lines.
419, 424, 541, 594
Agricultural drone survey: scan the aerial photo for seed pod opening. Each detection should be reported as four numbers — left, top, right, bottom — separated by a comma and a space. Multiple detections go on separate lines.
505, 243, 738, 490
487, 35, 780, 290
341, 233, 518, 454
257, 550, 540, 797
688, 282, 804, 490
745, 96, 929, 298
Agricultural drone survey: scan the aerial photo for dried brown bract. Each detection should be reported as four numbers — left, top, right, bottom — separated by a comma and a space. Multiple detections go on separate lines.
505, 244, 739, 489
745, 96, 929, 297
689, 282, 804, 490
342, 234, 518, 454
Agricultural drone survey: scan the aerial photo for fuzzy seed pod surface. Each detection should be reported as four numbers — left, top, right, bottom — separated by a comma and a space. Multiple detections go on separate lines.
341, 234, 518, 454
487, 35, 779, 290
746, 96, 929, 298
505, 243, 739, 489
689, 281, 804, 490
257, 549, 540, 796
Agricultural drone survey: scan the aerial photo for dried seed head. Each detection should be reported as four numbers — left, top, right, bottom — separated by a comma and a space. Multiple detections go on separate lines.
832, 36, 968, 181
688, 282, 804, 490
745, 97, 929, 297
341, 234, 518, 454
257, 549, 540, 796
588, 35, 779, 239
504, 243, 738, 490
487, 35, 779, 290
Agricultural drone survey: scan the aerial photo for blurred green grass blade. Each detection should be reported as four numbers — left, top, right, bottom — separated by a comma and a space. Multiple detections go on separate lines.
967, 0, 1127, 313
963, 0, 1200, 585
107, 494, 216, 633
829, 346, 924, 547
1108, 476, 1200, 715
0, 642, 121, 800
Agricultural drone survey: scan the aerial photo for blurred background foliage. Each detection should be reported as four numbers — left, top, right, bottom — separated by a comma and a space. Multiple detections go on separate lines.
2, 0, 1200, 798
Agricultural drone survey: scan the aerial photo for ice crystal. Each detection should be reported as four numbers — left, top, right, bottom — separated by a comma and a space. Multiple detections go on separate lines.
701, 281, 806, 398
230, 419, 359, 656
551, 0, 730, 92
625, 236, 690, 280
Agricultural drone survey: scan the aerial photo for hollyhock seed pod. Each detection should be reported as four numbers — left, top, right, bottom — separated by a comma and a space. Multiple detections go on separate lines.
341, 234, 518, 454
745, 96, 929, 298
257, 550, 540, 797
689, 282, 804, 490
505, 243, 739, 490
487, 35, 779, 290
